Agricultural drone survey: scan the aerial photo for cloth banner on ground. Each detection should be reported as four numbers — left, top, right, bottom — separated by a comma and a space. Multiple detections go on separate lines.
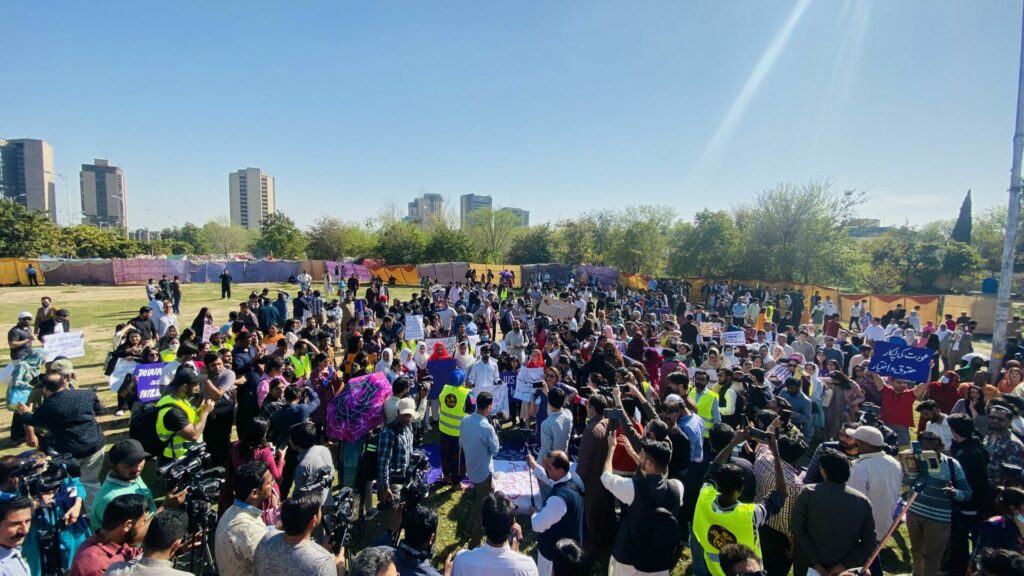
490, 460, 578, 513
538, 298, 577, 321
109, 359, 138, 392
326, 372, 392, 442
416, 262, 470, 286
513, 366, 544, 402
868, 341, 933, 383
133, 362, 165, 404
405, 316, 425, 341
42, 332, 85, 361
721, 331, 746, 346
426, 358, 458, 400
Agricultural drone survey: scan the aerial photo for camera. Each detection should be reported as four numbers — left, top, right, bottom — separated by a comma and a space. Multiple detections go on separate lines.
159, 444, 224, 575
298, 466, 335, 495
860, 403, 882, 425
18, 452, 78, 498
394, 450, 431, 509
748, 428, 772, 442
320, 487, 355, 554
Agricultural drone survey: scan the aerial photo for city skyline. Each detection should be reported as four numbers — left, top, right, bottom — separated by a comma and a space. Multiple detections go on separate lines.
4, 2, 1022, 230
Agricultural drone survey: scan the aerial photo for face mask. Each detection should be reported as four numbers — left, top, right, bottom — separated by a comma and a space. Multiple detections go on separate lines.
1016, 513, 1024, 524
940, 376, 949, 384
724, 351, 734, 357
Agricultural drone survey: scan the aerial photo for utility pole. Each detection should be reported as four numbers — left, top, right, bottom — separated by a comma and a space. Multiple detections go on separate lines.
991, 4, 1024, 382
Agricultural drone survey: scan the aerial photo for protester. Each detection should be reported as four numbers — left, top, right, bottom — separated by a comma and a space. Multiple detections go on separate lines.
105, 509, 192, 576
253, 492, 346, 576
438, 368, 473, 485
450, 492, 538, 576
460, 391, 500, 547
154, 368, 216, 463
215, 461, 275, 576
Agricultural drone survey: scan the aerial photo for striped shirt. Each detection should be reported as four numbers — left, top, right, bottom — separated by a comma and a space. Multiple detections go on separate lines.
753, 443, 803, 535
906, 455, 971, 523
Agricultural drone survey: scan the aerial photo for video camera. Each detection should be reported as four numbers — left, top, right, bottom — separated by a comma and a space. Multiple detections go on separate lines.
16, 452, 78, 498
157, 444, 223, 499
858, 403, 900, 456
298, 466, 335, 495
898, 441, 942, 490
321, 487, 355, 554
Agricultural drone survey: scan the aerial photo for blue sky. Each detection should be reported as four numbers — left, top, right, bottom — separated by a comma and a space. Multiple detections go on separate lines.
3, 1, 1022, 230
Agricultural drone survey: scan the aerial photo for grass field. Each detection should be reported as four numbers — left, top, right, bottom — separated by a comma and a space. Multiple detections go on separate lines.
0, 282, 932, 575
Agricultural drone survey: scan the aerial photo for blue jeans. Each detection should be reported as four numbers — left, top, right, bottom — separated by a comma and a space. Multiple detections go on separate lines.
689, 524, 710, 576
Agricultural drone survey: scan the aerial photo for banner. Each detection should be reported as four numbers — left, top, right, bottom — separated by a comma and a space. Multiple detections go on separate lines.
326, 372, 392, 442
721, 331, 746, 346
133, 362, 165, 404
405, 315, 425, 341
514, 366, 544, 402
426, 358, 458, 400
699, 322, 715, 338
42, 331, 85, 361
109, 359, 138, 391
868, 341, 933, 383
491, 460, 578, 513
501, 371, 518, 404
538, 298, 577, 321
474, 382, 509, 417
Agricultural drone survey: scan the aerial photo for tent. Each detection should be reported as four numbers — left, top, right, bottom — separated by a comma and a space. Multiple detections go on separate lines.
38, 259, 116, 285
0, 258, 45, 285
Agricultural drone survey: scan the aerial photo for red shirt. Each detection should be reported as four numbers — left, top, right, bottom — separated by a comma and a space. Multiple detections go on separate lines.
69, 535, 141, 576
880, 385, 916, 427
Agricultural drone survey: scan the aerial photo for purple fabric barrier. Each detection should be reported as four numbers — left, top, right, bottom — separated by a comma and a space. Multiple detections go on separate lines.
112, 259, 188, 285
242, 260, 299, 283
188, 262, 224, 283
37, 260, 116, 285
576, 265, 619, 287
521, 264, 573, 284
324, 261, 373, 283
417, 262, 469, 285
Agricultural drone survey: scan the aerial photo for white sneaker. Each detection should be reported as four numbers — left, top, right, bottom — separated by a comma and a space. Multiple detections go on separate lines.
115, 410, 126, 417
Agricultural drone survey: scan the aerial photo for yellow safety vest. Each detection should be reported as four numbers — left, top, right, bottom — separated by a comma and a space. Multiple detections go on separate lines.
155, 395, 199, 459
689, 388, 719, 438
288, 353, 311, 379
438, 384, 470, 438
693, 484, 759, 576
160, 350, 176, 363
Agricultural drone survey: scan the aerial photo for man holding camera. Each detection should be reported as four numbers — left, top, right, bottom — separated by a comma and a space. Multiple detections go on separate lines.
254, 492, 346, 576
374, 503, 442, 576
92, 440, 186, 532
216, 461, 275, 576
155, 368, 215, 464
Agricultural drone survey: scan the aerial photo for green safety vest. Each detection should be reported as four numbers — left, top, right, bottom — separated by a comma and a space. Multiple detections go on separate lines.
693, 484, 759, 576
155, 395, 199, 459
690, 388, 720, 438
160, 350, 176, 363
438, 384, 470, 437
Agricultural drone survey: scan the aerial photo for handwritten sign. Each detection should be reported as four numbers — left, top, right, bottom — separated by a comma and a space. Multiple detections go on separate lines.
721, 331, 746, 346
869, 341, 933, 383
538, 298, 577, 321
201, 324, 216, 344
42, 331, 85, 361
424, 337, 457, 356
699, 322, 715, 338
514, 366, 544, 402
133, 362, 165, 404
405, 315, 425, 341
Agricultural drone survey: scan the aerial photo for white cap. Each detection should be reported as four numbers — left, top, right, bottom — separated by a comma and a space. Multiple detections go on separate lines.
17, 311, 32, 320
665, 393, 684, 404
397, 397, 417, 417
846, 426, 885, 447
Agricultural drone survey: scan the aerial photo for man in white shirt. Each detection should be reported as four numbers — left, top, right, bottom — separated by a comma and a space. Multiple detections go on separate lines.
822, 297, 837, 318
849, 301, 863, 331
215, 462, 274, 576
846, 426, 903, 564
917, 400, 954, 452
0, 496, 31, 576
451, 492, 538, 576
467, 346, 507, 416
157, 301, 178, 338
525, 451, 583, 576
861, 318, 886, 343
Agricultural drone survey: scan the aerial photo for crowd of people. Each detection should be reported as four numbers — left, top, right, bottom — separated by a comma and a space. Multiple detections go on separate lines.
2, 272, 1024, 576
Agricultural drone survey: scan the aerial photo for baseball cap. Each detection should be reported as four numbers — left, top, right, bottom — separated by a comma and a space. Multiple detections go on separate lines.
168, 367, 200, 390
397, 397, 417, 417
109, 439, 150, 465
665, 393, 684, 404
49, 358, 75, 376
845, 425, 885, 447
18, 311, 31, 320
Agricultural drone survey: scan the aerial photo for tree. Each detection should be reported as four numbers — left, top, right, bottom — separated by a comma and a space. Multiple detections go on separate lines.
506, 225, 555, 264
374, 221, 425, 264
254, 212, 308, 259
422, 223, 474, 263
58, 225, 138, 258
464, 207, 521, 263
201, 217, 256, 256
667, 210, 740, 277
160, 222, 210, 255
941, 241, 983, 290
306, 216, 378, 260
553, 217, 598, 265
603, 206, 677, 274
0, 200, 60, 257
950, 190, 973, 244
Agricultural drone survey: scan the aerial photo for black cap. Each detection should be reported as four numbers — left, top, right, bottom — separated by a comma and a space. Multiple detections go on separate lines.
168, 367, 200, 390
109, 439, 150, 465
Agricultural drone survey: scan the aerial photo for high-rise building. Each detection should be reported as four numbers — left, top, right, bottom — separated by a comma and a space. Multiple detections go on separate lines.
405, 193, 444, 228
229, 168, 275, 229
0, 138, 56, 222
80, 159, 127, 230
460, 193, 492, 229
499, 207, 530, 227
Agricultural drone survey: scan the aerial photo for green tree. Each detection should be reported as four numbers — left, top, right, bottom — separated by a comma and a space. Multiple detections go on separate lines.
0, 200, 60, 257
553, 217, 598, 265
667, 210, 740, 277
160, 222, 210, 255
950, 190, 973, 244
374, 221, 426, 264
254, 212, 308, 259
422, 223, 474, 263
506, 225, 555, 264
604, 205, 677, 274
464, 207, 521, 263
306, 216, 378, 260
201, 217, 257, 256
941, 241, 983, 290
58, 225, 138, 258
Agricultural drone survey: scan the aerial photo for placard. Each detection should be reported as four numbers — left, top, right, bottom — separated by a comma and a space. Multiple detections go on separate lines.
426, 357, 458, 400
42, 331, 85, 361
133, 362, 166, 404
490, 460, 579, 513
721, 331, 746, 346
109, 359, 138, 392
405, 315, 425, 341
201, 324, 216, 344
538, 297, 577, 321
514, 366, 544, 402
425, 337, 457, 356
869, 341, 933, 383
699, 322, 715, 337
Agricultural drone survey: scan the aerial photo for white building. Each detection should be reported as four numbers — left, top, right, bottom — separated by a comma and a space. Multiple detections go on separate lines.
0, 138, 57, 222
229, 167, 275, 229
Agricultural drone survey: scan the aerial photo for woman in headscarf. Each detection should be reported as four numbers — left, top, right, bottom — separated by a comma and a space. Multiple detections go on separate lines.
625, 330, 645, 361
375, 348, 395, 380
8, 348, 44, 445
951, 384, 989, 435
526, 349, 545, 369
642, 347, 663, 391
413, 342, 430, 378
190, 307, 213, 344
822, 370, 862, 440
998, 365, 1024, 395
399, 348, 417, 375
454, 341, 475, 370
428, 341, 450, 361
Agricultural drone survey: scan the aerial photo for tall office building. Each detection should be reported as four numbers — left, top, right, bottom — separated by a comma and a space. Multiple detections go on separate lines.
229, 168, 276, 229
459, 193, 492, 229
406, 193, 444, 228
0, 138, 56, 222
499, 207, 530, 227
80, 159, 127, 230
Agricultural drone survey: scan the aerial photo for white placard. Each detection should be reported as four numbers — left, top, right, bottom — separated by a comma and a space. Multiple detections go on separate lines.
490, 460, 578, 513
202, 323, 216, 344
43, 332, 86, 361
538, 298, 577, 321
514, 366, 544, 402
405, 315, 425, 341
722, 331, 746, 346
109, 358, 138, 392
424, 337, 457, 356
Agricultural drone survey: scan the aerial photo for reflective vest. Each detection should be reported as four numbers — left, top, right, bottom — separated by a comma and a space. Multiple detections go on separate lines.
438, 384, 470, 438
693, 484, 759, 576
289, 353, 311, 379
160, 350, 176, 363
690, 388, 719, 438
155, 395, 199, 459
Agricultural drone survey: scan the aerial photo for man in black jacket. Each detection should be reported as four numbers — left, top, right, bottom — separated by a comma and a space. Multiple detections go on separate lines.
944, 414, 990, 576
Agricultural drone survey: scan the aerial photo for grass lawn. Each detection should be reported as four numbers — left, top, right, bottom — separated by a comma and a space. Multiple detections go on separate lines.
0, 283, 930, 574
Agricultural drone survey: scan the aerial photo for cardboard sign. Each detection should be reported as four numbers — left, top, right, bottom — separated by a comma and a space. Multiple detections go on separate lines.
426, 358, 458, 400
424, 337, 457, 356
869, 341, 933, 383
405, 315, 425, 341
514, 366, 544, 402
699, 323, 715, 337
42, 331, 85, 361
133, 362, 165, 404
109, 359, 138, 392
721, 331, 747, 346
538, 298, 577, 321
201, 324, 217, 344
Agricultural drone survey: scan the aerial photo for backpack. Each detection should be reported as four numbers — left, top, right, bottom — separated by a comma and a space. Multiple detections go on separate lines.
628, 477, 682, 572
129, 403, 170, 457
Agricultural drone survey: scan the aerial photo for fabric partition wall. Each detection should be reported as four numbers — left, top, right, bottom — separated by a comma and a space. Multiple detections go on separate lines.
469, 263, 522, 288
422, 262, 470, 285
905, 295, 940, 326
38, 260, 116, 284
520, 264, 573, 285
188, 262, 221, 283
941, 295, 997, 334
301, 260, 325, 281
324, 261, 373, 283
372, 265, 420, 285
242, 260, 300, 283
621, 273, 651, 290
576, 265, 619, 287
0, 258, 45, 285
112, 259, 188, 284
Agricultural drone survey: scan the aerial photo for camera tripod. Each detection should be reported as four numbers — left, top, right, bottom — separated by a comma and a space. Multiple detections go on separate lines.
174, 491, 219, 575
34, 504, 68, 576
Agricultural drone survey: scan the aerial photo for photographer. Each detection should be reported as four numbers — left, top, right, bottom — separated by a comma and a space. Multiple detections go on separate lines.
215, 461, 274, 576
291, 422, 336, 505
70, 494, 151, 576
377, 399, 417, 527
374, 504, 441, 576
92, 440, 185, 533
253, 492, 345, 576
15, 372, 105, 509
154, 368, 215, 464
105, 509, 192, 576
0, 452, 91, 576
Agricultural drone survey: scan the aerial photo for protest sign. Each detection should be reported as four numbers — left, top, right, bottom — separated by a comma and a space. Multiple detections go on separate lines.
514, 366, 544, 402
43, 331, 85, 361
501, 371, 518, 404
432, 292, 447, 311
109, 359, 138, 392
474, 382, 509, 416
868, 341, 933, 383
426, 357, 458, 400
201, 324, 216, 343
133, 362, 165, 404
491, 460, 578, 513
721, 331, 746, 346
538, 298, 577, 321
405, 315, 425, 341
699, 322, 714, 337
425, 337, 457, 356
